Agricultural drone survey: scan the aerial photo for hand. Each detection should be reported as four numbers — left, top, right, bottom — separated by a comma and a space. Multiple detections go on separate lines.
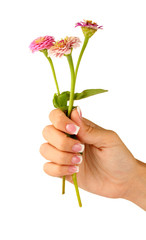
40, 107, 146, 210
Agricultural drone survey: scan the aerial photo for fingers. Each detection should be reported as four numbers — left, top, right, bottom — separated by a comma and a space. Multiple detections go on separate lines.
40, 142, 83, 165
41, 108, 85, 178
42, 125, 84, 153
49, 109, 80, 135
43, 162, 79, 177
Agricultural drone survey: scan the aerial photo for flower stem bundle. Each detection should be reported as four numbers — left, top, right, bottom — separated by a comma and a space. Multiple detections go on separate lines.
29, 20, 107, 207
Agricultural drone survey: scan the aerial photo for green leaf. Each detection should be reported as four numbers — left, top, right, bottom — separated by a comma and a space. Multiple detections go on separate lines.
53, 92, 69, 111
60, 91, 70, 100
52, 89, 108, 111
74, 89, 108, 100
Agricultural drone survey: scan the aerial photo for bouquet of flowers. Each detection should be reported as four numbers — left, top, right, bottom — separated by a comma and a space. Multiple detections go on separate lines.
29, 20, 107, 207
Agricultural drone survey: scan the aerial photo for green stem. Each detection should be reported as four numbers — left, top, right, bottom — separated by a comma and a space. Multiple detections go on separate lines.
75, 36, 89, 81
62, 54, 75, 195
42, 50, 60, 95
66, 54, 76, 117
72, 173, 82, 207
47, 57, 60, 95
62, 176, 65, 194
65, 54, 82, 207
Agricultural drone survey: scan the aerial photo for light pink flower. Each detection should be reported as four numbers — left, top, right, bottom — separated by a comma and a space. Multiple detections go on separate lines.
29, 36, 55, 53
48, 36, 81, 57
75, 20, 103, 38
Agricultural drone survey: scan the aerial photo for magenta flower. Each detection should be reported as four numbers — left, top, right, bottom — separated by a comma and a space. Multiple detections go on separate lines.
75, 20, 103, 38
29, 36, 55, 53
75, 20, 103, 30
48, 36, 81, 57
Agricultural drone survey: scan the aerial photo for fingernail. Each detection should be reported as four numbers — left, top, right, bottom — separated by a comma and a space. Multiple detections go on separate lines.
72, 143, 85, 153
72, 155, 83, 164
66, 124, 80, 135
77, 106, 82, 118
68, 166, 79, 173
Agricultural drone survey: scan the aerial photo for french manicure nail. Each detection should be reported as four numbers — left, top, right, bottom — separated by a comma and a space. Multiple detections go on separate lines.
66, 124, 80, 135
68, 166, 79, 173
72, 143, 85, 153
77, 106, 82, 118
72, 155, 82, 164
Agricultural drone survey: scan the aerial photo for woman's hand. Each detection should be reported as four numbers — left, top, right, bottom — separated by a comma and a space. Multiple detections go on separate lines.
40, 107, 146, 210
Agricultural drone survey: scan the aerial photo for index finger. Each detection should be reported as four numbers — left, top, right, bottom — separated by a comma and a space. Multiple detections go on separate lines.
49, 108, 80, 135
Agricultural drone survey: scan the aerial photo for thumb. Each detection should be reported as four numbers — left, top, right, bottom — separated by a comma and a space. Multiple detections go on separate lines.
71, 107, 108, 148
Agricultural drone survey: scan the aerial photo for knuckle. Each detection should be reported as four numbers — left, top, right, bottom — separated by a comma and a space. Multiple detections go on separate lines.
49, 109, 62, 123
43, 163, 56, 177
39, 143, 45, 155
49, 109, 56, 121
107, 130, 119, 142
86, 124, 94, 135
40, 143, 49, 158
42, 125, 52, 139
42, 126, 47, 138
43, 163, 48, 173
109, 130, 118, 138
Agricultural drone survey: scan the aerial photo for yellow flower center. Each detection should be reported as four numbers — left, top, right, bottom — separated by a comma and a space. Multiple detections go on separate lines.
55, 37, 69, 48
35, 37, 45, 44
86, 20, 97, 26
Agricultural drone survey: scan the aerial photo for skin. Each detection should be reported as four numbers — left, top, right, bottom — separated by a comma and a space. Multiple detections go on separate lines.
40, 108, 146, 210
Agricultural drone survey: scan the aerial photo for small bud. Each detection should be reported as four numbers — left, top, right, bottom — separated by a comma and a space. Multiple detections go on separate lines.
75, 20, 103, 38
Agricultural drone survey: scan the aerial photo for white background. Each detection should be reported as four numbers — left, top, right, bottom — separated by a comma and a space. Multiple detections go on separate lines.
0, 0, 146, 239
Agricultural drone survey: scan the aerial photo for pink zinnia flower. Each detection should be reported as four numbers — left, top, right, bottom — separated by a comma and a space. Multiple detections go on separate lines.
48, 36, 81, 57
75, 20, 103, 38
75, 20, 103, 30
29, 36, 55, 53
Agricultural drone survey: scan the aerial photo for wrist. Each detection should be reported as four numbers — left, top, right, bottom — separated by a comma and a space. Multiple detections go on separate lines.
123, 159, 146, 210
